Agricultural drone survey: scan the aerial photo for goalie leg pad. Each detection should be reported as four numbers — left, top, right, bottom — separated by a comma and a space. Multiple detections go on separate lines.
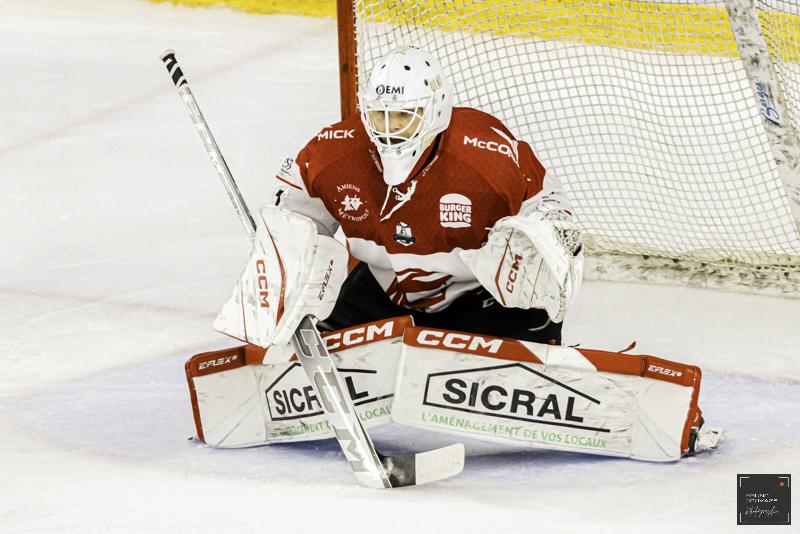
185, 317, 412, 447
391, 327, 717, 462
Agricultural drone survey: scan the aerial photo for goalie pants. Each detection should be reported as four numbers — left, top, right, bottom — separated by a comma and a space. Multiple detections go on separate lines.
321, 262, 562, 344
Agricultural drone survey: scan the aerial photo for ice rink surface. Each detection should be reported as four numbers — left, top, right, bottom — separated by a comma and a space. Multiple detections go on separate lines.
1, 1, 798, 532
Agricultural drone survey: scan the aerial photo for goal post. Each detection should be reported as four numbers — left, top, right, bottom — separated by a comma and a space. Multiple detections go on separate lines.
337, 0, 358, 120
337, 0, 800, 296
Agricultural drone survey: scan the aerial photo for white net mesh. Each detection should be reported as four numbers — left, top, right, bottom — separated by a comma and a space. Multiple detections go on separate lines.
351, 0, 800, 292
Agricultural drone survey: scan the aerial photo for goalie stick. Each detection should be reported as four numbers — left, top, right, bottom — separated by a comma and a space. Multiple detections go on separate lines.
159, 49, 464, 488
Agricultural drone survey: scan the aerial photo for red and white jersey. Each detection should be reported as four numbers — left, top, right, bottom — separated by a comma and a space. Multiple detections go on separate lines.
271, 107, 569, 312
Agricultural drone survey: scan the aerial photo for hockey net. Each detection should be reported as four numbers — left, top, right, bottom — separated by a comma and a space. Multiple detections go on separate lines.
338, 0, 800, 296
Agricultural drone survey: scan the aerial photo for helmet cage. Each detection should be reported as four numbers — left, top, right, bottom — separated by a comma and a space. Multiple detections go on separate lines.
360, 94, 436, 153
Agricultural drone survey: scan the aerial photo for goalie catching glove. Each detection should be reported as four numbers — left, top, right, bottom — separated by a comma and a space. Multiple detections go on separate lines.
459, 198, 584, 323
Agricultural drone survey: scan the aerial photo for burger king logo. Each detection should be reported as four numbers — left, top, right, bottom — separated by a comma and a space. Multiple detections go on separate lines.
439, 193, 472, 228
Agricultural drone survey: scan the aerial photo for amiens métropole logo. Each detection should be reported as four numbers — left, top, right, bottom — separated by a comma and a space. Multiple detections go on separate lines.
336, 183, 369, 222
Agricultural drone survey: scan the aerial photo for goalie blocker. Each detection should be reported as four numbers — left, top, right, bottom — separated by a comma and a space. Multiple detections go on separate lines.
186, 319, 721, 461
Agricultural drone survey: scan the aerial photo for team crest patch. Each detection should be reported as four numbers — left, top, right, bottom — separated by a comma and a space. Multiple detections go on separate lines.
336, 183, 369, 222
393, 222, 416, 246
439, 193, 472, 228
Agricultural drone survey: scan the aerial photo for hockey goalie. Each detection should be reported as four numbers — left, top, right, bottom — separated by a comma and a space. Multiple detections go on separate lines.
184, 47, 723, 475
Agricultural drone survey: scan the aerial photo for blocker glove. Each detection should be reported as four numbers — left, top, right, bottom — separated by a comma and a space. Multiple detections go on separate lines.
214, 207, 349, 348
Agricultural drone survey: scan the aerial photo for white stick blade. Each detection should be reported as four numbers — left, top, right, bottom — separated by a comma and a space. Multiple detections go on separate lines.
413, 444, 465, 486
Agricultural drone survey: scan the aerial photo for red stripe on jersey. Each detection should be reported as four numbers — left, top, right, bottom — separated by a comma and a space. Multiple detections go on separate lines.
387, 269, 453, 309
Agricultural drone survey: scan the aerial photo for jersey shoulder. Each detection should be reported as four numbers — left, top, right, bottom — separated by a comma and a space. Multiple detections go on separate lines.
441, 107, 546, 209
295, 113, 371, 189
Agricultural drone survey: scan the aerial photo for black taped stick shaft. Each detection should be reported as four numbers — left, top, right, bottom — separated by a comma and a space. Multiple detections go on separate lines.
160, 49, 256, 238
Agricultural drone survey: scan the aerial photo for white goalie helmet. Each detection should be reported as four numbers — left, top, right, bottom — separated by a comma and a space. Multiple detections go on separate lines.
359, 46, 454, 186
